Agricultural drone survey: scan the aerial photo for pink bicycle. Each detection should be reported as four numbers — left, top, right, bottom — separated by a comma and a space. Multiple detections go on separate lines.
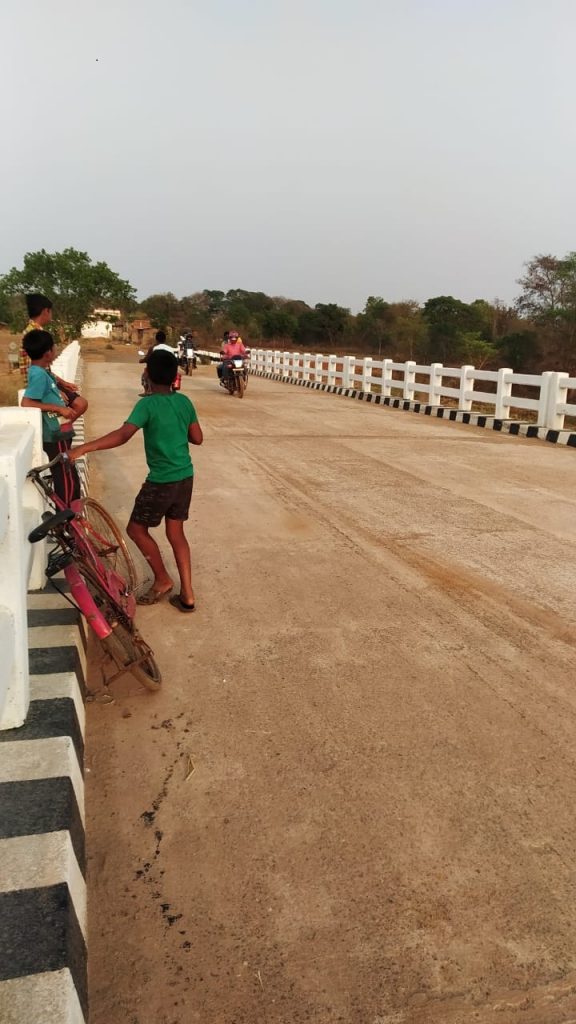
27, 454, 161, 691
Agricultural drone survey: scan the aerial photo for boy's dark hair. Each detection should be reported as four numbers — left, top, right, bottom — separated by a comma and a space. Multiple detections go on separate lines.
155, 330, 167, 343
26, 294, 53, 319
147, 349, 177, 386
23, 329, 55, 361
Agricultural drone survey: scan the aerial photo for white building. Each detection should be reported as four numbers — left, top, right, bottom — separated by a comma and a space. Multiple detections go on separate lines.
81, 308, 121, 339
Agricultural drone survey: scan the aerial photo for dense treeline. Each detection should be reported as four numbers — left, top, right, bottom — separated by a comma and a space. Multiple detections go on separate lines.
139, 254, 576, 373
2, 249, 576, 373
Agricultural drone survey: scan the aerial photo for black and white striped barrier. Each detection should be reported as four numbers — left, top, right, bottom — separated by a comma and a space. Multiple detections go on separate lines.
251, 371, 576, 448
0, 355, 89, 1022
0, 584, 87, 1023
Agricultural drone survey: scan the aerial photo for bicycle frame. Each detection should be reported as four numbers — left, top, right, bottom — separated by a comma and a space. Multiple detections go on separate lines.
27, 455, 162, 692
65, 561, 113, 640
28, 462, 136, 635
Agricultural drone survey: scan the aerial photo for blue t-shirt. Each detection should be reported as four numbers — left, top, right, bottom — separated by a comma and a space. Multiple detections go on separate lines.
24, 365, 70, 443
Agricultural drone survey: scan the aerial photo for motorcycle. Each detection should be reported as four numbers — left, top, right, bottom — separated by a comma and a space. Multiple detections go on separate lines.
138, 349, 181, 392
180, 349, 197, 375
220, 357, 249, 398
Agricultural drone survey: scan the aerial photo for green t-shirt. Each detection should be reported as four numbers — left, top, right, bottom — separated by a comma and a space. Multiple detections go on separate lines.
126, 392, 198, 484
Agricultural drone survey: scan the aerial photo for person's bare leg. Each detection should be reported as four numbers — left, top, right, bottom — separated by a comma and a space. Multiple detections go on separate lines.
165, 518, 194, 605
127, 520, 173, 594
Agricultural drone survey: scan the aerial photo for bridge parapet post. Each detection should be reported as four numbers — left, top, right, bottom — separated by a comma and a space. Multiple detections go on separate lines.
459, 366, 474, 411
362, 357, 373, 393
342, 356, 355, 389
381, 359, 392, 397
314, 354, 324, 383
429, 363, 443, 406
302, 353, 312, 381
544, 371, 570, 430
494, 367, 513, 419
403, 361, 416, 400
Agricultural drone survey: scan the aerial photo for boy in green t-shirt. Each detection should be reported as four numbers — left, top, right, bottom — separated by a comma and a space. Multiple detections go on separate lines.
70, 350, 203, 612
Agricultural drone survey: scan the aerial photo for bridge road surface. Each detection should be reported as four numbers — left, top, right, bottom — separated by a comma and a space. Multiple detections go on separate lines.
84, 350, 576, 1024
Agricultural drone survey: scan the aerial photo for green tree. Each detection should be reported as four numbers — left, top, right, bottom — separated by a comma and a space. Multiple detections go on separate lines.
139, 292, 181, 331
387, 301, 428, 360
516, 253, 576, 369
422, 295, 487, 363
202, 290, 226, 315
260, 308, 298, 343
355, 296, 393, 354
454, 331, 497, 367
0, 248, 136, 339
297, 303, 350, 348
496, 330, 540, 371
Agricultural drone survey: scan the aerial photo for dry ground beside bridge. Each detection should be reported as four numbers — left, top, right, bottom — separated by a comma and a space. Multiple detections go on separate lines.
83, 347, 576, 1024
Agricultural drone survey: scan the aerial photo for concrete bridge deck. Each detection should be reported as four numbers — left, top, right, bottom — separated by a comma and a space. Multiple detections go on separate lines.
85, 352, 576, 1024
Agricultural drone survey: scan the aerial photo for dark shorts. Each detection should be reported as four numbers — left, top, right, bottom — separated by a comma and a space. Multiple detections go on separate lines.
130, 477, 193, 527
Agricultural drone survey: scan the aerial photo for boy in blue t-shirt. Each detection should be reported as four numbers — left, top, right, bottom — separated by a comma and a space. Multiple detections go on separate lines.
21, 330, 81, 504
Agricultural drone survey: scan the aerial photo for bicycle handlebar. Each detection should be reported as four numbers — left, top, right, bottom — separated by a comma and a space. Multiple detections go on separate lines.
27, 452, 70, 476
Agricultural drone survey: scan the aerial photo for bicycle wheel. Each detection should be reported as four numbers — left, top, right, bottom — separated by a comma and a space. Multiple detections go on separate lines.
101, 620, 162, 692
68, 561, 161, 692
80, 498, 137, 591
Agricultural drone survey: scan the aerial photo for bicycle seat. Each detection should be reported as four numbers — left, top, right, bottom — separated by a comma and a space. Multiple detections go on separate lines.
28, 509, 76, 543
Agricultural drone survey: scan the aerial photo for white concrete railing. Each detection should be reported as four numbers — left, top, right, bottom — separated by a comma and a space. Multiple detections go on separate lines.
0, 340, 81, 730
53, 339, 81, 384
195, 348, 221, 362
249, 350, 576, 431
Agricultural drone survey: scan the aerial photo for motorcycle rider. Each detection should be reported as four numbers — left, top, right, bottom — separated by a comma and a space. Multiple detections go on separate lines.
139, 331, 180, 394
184, 333, 197, 373
218, 331, 248, 386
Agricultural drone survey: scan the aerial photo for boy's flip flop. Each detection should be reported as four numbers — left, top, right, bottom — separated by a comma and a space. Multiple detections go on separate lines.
137, 585, 173, 606
169, 594, 196, 613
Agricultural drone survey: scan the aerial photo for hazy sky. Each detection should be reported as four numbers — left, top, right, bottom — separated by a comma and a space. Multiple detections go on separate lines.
2, 0, 575, 311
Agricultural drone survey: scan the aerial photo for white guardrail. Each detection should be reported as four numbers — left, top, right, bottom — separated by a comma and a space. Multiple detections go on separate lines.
249, 350, 576, 431
0, 340, 80, 730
